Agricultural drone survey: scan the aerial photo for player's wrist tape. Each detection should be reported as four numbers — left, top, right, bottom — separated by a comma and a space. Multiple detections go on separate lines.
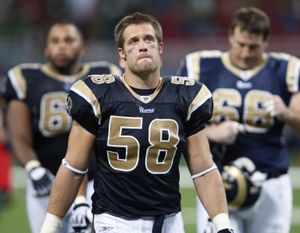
40, 213, 62, 233
25, 160, 41, 172
74, 195, 88, 204
212, 213, 231, 232
62, 158, 88, 175
191, 164, 217, 179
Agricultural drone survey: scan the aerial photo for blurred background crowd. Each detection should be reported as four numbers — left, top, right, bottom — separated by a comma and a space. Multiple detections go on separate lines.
1, 0, 300, 75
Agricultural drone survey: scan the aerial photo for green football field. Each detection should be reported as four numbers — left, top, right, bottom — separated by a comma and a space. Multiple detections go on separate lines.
0, 166, 300, 233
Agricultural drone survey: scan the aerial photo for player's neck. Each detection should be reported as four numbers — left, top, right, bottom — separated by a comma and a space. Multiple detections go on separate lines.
123, 70, 161, 89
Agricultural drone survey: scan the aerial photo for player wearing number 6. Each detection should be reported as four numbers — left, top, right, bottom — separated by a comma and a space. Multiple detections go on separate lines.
178, 7, 300, 233
2, 21, 121, 233
40, 12, 233, 233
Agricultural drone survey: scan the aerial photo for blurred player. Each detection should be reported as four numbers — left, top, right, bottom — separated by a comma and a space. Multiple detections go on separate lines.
40, 12, 233, 233
178, 7, 300, 233
2, 21, 121, 233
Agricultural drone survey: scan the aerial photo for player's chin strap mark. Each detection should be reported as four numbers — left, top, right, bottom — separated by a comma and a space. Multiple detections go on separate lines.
191, 164, 217, 180
62, 158, 88, 175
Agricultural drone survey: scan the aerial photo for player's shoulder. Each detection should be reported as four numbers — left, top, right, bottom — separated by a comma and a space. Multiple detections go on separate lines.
8, 63, 42, 74
163, 75, 212, 97
269, 52, 299, 62
71, 74, 121, 94
85, 61, 122, 76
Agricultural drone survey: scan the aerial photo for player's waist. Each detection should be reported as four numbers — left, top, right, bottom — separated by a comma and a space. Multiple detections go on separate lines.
266, 168, 288, 179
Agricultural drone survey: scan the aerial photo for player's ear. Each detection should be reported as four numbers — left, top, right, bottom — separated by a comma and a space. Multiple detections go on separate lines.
118, 48, 126, 61
158, 42, 163, 55
79, 46, 86, 57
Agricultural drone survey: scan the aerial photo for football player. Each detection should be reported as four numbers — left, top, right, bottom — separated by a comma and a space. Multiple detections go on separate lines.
2, 21, 121, 233
178, 7, 300, 233
40, 12, 233, 233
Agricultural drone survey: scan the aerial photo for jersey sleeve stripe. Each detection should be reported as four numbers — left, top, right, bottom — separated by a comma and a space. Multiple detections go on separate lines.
8, 66, 26, 99
186, 84, 212, 121
70, 80, 102, 121
186, 52, 201, 81
286, 56, 300, 92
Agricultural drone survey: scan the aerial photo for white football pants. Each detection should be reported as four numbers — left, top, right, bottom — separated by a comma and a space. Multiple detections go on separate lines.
93, 211, 185, 233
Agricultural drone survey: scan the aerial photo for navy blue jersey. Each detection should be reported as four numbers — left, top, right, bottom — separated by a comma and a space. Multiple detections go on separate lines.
178, 50, 300, 173
2, 62, 121, 175
67, 74, 213, 218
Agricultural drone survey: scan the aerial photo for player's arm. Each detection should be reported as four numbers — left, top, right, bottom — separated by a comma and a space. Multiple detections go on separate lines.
186, 130, 232, 232
273, 92, 300, 138
41, 121, 95, 233
7, 100, 54, 197
203, 121, 245, 145
6, 100, 36, 166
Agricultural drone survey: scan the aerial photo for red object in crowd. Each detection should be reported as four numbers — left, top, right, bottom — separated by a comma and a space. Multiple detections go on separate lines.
0, 143, 11, 192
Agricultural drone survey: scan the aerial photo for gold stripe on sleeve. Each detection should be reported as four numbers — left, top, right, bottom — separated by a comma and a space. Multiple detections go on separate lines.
186, 84, 212, 121
286, 56, 300, 92
8, 66, 27, 99
71, 80, 101, 121
186, 52, 201, 81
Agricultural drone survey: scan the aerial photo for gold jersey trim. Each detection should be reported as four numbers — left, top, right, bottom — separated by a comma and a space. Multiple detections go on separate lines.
221, 52, 268, 81
187, 84, 212, 121
120, 75, 164, 104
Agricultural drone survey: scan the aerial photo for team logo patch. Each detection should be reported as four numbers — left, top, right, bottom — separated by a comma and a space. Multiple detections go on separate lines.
66, 96, 73, 114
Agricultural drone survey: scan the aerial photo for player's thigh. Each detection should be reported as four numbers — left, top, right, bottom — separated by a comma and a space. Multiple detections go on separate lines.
248, 174, 292, 233
26, 178, 49, 233
162, 212, 185, 233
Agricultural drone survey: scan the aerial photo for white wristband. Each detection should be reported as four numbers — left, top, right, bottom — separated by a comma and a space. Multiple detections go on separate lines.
25, 160, 41, 172
212, 213, 231, 231
62, 158, 88, 174
191, 164, 217, 180
40, 213, 62, 233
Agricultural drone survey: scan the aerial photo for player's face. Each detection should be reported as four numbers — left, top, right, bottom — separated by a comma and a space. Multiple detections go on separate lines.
44, 24, 85, 72
118, 23, 163, 76
228, 26, 267, 70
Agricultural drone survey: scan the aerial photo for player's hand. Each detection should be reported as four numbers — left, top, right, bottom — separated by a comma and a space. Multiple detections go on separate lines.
214, 121, 245, 144
263, 95, 289, 121
28, 165, 53, 197
71, 199, 92, 233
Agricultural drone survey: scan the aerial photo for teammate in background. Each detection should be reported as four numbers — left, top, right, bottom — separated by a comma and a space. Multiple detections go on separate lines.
178, 7, 300, 233
0, 96, 11, 211
1, 21, 121, 233
40, 12, 233, 233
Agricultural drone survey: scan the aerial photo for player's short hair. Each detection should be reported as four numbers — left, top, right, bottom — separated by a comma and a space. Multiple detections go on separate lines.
229, 7, 270, 41
114, 12, 163, 49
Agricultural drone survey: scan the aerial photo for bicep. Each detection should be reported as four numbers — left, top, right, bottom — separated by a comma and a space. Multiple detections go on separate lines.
185, 130, 214, 175
64, 121, 96, 171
